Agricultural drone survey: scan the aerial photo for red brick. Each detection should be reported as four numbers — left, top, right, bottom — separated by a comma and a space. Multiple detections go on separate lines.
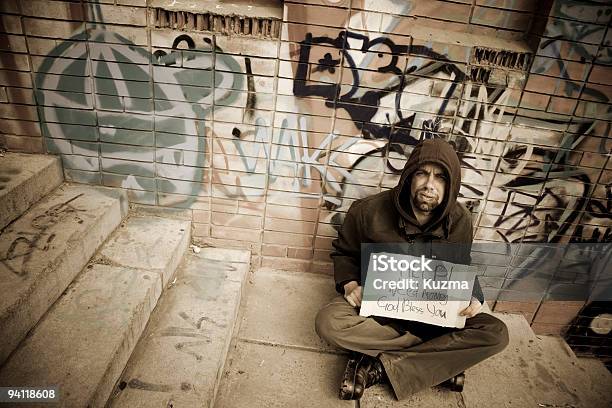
589, 65, 612, 86
547, 96, 578, 115
493, 301, 540, 323
285, 3, 348, 28
314, 249, 332, 262
530, 322, 567, 336
310, 261, 333, 275
0, 104, 38, 121
263, 230, 313, 247
519, 92, 550, 110
580, 152, 608, 168
262, 244, 286, 257
581, 82, 612, 102
261, 256, 311, 272
193, 209, 210, 224
199, 236, 260, 254
238, 201, 265, 215
211, 197, 238, 214
532, 301, 584, 326
315, 222, 338, 238
264, 217, 316, 234
524, 74, 558, 94
475, 0, 535, 12
287, 247, 313, 260
0, 134, 43, 153
0, 119, 41, 136
211, 212, 262, 229
266, 192, 321, 208
211, 225, 261, 243
265, 203, 318, 221
315, 236, 334, 250
192, 222, 210, 238
413, 0, 471, 23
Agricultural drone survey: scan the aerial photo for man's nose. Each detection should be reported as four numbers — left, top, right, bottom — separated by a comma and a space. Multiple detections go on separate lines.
425, 174, 436, 189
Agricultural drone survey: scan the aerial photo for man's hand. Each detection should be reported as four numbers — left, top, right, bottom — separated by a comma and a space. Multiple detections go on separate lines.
343, 281, 363, 308
459, 297, 483, 318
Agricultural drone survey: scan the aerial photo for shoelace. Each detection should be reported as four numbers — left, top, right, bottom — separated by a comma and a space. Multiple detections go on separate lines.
365, 359, 385, 387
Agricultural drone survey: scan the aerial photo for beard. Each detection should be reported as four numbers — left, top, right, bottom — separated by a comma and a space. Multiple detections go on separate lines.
412, 188, 441, 212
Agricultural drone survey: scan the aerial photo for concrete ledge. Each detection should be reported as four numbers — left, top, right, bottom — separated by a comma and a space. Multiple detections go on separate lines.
0, 264, 162, 407
200, 247, 251, 264
108, 249, 250, 408
98, 216, 191, 288
0, 152, 63, 230
0, 184, 127, 365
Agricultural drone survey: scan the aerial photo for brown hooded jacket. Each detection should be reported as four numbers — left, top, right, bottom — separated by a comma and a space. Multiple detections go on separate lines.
331, 138, 483, 303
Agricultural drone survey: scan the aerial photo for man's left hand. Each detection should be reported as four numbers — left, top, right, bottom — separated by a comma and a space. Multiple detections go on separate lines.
459, 297, 483, 318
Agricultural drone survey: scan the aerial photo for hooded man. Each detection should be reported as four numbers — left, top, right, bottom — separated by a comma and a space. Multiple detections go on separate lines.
315, 138, 509, 401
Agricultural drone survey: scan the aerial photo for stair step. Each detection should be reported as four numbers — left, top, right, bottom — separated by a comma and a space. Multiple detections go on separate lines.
97, 215, 191, 288
0, 216, 191, 407
0, 264, 161, 407
0, 184, 127, 365
0, 152, 63, 230
107, 248, 250, 408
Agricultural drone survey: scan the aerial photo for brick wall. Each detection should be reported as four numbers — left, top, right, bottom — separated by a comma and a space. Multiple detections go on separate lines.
0, 0, 610, 336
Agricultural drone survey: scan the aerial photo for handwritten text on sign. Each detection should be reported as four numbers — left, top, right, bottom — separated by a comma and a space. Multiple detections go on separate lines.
359, 253, 477, 328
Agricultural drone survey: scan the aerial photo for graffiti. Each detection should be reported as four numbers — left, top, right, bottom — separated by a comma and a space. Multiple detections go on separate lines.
38, 30, 243, 206
294, 31, 418, 142
0, 194, 84, 277
288, 17, 611, 244
26, 0, 611, 250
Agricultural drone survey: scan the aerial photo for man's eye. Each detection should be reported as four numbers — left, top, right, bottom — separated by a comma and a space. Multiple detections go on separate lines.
436, 174, 447, 180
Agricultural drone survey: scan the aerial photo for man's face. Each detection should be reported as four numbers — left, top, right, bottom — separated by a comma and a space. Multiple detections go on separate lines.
410, 163, 447, 212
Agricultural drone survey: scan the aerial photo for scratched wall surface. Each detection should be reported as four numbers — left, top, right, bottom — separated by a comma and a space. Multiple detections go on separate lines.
0, 0, 610, 332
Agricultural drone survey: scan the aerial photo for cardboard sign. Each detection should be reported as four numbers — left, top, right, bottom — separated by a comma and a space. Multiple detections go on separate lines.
359, 252, 478, 328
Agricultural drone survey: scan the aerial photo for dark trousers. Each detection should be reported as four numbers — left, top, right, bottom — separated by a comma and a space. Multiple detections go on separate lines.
315, 296, 509, 400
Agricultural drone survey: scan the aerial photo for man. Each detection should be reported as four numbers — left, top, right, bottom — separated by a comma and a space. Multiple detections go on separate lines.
315, 138, 509, 400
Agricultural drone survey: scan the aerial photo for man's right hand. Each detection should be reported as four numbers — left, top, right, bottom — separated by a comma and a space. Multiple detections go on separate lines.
343, 281, 363, 308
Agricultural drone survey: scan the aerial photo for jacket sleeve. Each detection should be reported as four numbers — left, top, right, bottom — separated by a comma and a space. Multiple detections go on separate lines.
331, 202, 363, 294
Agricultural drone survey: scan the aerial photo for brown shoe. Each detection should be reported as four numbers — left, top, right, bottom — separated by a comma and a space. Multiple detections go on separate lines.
339, 353, 364, 400
339, 354, 387, 400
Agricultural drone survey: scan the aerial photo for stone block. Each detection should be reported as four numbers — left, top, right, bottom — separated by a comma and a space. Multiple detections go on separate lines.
0, 184, 128, 365
0, 264, 162, 408
99, 216, 191, 288
0, 152, 63, 229
108, 249, 250, 407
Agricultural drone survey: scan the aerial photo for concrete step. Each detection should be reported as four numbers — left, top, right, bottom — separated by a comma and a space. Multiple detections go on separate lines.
0, 184, 127, 365
0, 215, 191, 407
0, 152, 63, 230
217, 268, 612, 408
107, 248, 250, 408
95, 215, 191, 289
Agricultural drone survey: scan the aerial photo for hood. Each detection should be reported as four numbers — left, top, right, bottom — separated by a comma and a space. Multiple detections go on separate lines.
393, 138, 462, 233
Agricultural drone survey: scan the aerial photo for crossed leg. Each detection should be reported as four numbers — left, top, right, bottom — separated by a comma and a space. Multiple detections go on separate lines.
315, 296, 509, 400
